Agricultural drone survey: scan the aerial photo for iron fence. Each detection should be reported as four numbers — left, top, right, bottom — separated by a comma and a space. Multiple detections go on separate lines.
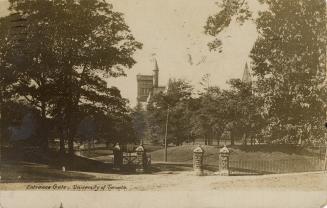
229, 157, 325, 175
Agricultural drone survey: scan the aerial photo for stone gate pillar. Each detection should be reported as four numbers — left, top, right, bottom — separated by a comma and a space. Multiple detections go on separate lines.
136, 144, 146, 173
193, 145, 204, 176
113, 143, 123, 171
218, 145, 230, 176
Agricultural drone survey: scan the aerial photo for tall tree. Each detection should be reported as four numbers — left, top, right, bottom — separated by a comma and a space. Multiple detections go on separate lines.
75, 87, 134, 148
225, 79, 264, 145
205, 0, 327, 144
190, 81, 263, 146
0, 0, 142, 153
147, 79, 194, 145
250, 0, 327, 144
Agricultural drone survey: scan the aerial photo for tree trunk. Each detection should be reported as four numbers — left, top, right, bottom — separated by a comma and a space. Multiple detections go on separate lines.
60, 137, 65, 153
230, 131, 234, 146
40, 103, 49, 152
68, 135, 74, 155
88, 139, 91, 153
59, 127, 65, 154
243, 133, 247, 146
67, 127, 75, 155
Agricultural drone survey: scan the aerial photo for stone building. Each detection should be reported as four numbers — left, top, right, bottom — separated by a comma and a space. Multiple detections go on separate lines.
136, 59, 166, 105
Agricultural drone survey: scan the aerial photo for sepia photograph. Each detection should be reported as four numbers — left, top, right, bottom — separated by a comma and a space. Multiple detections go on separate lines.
0, 0, 327, 207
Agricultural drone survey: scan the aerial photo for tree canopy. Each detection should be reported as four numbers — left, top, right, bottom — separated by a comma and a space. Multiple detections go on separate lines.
146, 79, 194, 145
204, 0, 327, 144
0, 0, 142, 153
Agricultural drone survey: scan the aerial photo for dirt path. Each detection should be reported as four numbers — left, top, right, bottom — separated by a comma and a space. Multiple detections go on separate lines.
1, 171, 327, 192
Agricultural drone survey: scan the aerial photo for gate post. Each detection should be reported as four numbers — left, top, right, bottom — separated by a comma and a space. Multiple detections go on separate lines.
136, 144, 146, 173
218, 145, 230, 176
193, 145, 204, 176
113, 143, 123, 171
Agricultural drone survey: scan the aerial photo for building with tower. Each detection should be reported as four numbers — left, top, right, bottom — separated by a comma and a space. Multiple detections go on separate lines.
136, 59, 166, 105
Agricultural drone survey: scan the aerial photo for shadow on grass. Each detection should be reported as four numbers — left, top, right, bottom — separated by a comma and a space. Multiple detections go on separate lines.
1, 147, 196, 180
2, 147, 114, 173
1, 147, 121, 182
1, 161, 118, 183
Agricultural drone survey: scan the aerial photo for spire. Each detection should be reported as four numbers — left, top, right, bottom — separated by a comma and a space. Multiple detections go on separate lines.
242, 62, 252, 83
153, 59, 159, 87
154, 59, 159, 71
59, 202, 64, 208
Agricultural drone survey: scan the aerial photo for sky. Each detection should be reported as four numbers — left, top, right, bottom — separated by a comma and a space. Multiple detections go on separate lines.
108, 0, 259, 106
0, 0, 259, 106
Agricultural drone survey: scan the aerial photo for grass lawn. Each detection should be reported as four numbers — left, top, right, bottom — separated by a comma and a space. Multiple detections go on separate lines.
1, 147, 115, 182
150, 144, 321, 162
0, 161, 97, 183
150, 144, 325, 174
84, 144, 324, 173
1, 144, 324, 183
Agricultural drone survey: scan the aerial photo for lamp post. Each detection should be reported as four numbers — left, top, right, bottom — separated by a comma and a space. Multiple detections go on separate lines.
164, 105, 169, 162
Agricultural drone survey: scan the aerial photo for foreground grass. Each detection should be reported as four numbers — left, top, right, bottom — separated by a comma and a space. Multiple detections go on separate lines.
1, 162, 96, 183
1, 147, 115, 183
